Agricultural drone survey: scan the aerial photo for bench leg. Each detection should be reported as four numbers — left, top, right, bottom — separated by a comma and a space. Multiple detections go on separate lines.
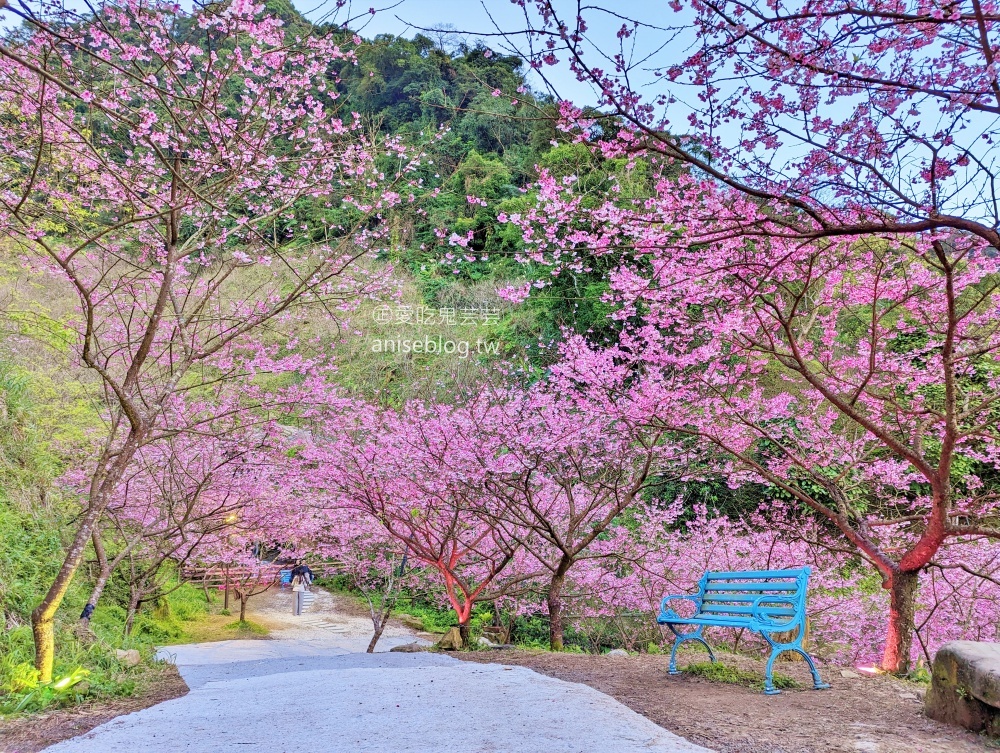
795, 648, 831, 690
668, 627, 716, 675
763, 648, 783, 695
763, 647, 831, 694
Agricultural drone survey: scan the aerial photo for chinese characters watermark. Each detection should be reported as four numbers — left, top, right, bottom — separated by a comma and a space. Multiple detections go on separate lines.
371, 305, 501, 326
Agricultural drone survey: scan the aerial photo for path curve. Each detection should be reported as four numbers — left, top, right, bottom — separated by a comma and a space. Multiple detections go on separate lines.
43, 589, 711, 753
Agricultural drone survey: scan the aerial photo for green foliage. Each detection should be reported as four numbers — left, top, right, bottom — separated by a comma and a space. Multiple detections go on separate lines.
0, 505, 66, 622
0, 362, 60, 496
1, 667, 90, 714
124, 585, 209, 643
337, 35, 533, 152
0, 624, 149, 715
388, 598, 494, 635
0, 580, 212, 716
682, 660, 799, 691
0, 340, 224, 713
508, 614, 589, 651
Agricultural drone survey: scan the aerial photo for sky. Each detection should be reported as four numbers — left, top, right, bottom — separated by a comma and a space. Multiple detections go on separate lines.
300, 0, 674, 107
0, 0, 682, 111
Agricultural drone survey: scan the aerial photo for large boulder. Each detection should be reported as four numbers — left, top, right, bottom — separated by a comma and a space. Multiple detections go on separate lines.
436, 627, 464, 651
925, 641, 1000, 735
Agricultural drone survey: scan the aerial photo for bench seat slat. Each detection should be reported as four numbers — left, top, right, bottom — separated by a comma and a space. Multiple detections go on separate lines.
699, 605, 796, 617
658, 616, 757, 627
702, 594, 788, 603
703, 583, 798, 592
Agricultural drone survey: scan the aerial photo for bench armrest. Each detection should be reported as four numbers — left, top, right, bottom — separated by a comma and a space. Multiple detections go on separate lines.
658, 594, 701, 622
751, 595, 799, 630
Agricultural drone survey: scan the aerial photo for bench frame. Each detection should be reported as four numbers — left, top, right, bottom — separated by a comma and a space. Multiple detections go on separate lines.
657, 567, 830, 695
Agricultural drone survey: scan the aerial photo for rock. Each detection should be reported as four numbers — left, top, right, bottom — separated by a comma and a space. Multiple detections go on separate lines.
477, 636, 495, 648
840, 670, 861, 679
115, 649, 141, 667
436, 627, 464, 651
389, 642, 428, 653
482, 626, 509, 644
607, 649, 629, 658
898, 692, 918, 700
397, 614, 424, 631
925, 641, 1000, 735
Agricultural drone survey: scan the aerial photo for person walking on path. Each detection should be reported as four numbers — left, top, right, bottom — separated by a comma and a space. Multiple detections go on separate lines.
291, 561, 313, 616
291, 572, 306, 615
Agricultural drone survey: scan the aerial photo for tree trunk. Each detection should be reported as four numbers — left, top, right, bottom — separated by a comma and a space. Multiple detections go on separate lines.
80, 530, 110, 629
239, 594, 247, 623
81, 568, 112, 630
548, 556, 572, 651
32, 434, 138, 680
31, 505, 102, 681
31, 612, 55, 682
367, 611, 389, 654
458, 621, 470, 645
124, 592, 140, 636
367, 594, 397, 653
82, 532, 147, 630
881, 570, 920, 674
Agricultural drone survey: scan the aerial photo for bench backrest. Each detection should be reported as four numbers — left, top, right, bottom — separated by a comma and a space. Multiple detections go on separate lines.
697, 568, 810, 628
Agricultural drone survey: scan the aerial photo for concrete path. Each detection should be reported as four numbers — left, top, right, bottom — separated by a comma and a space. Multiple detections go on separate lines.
43, 590, 711, 753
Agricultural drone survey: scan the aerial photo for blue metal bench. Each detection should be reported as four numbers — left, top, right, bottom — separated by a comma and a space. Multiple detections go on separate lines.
657, 567, 830, 694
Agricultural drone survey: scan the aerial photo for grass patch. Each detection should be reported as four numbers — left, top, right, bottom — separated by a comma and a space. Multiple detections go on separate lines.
682, 661, 799, 691
223, 620, 269, 636
158, 609, 269, 644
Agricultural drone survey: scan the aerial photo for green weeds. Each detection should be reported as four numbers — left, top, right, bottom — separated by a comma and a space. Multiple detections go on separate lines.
682, 661, 799, 691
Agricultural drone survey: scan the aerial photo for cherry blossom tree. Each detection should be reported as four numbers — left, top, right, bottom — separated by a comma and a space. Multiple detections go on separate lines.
314, 509, 427, 652
0, 0, 415, 679
78, 399, 281, 629
512, 0, 1000, 251
307, 398, 532, 644
502, 173, 1000, 671
479, 383, 689, 650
